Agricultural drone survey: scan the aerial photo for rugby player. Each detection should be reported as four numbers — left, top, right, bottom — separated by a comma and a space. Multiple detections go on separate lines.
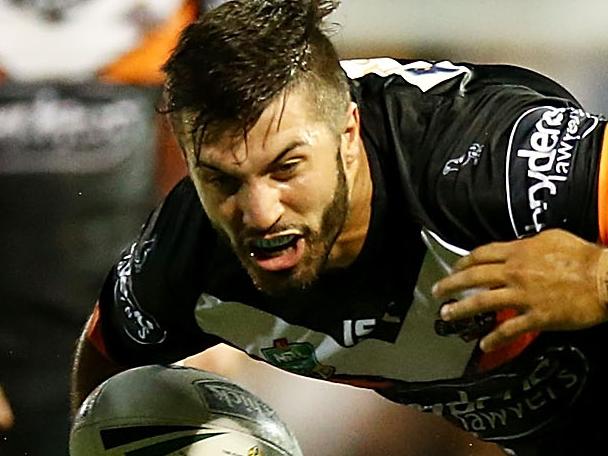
71, 1, 608, 454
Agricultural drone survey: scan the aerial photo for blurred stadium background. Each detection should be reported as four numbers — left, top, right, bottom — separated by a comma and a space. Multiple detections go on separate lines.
0, 0, 606, 455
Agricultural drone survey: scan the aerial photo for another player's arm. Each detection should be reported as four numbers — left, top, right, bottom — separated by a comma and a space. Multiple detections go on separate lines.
70, 304, 127, 415
433, 230, 608, 352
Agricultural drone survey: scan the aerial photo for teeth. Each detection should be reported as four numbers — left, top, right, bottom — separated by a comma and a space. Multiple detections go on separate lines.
253, 235, 296, 250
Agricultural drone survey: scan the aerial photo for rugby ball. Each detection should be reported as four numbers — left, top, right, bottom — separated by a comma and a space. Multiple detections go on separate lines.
70, 364, 303, 456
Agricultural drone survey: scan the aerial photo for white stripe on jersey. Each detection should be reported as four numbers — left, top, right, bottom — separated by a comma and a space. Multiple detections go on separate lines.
340, 58, 471, 93
194, 229, 481, 383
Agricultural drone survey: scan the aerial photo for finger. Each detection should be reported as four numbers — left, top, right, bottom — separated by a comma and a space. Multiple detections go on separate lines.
479, 314, 531, 352
440, 288, 517, 321
433, 264, 508, 299
454, 240, 518, 271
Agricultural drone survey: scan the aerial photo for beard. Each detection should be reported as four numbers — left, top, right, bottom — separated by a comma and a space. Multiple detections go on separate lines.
224, 150, 349, 297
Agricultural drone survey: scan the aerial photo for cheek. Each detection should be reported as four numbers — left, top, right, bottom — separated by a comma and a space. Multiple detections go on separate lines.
284, 169, 337, 215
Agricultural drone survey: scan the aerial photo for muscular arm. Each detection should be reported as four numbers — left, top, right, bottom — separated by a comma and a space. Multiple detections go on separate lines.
70, 309, 126, 415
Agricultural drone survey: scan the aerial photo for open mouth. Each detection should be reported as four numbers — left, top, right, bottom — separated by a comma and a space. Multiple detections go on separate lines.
250, 234, 299, 257
248, 233, 305, 271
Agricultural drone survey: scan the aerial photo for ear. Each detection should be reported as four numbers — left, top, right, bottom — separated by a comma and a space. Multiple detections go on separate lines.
340, 102, 361, 167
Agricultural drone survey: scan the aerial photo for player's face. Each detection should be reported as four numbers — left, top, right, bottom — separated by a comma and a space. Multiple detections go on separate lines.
181, 89, 357, 295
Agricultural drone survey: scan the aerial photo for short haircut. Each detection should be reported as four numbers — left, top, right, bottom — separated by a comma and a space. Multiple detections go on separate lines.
161, 0, 350, 158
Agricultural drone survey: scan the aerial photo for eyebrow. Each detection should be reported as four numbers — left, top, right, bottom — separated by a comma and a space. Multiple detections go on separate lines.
196, 139, 308, 174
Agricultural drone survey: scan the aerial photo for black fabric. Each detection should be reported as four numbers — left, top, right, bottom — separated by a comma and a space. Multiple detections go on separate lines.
350, 59, 602, 248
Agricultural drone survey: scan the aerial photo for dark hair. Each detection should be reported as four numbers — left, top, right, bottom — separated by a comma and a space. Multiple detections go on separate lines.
161, 0, 350, 157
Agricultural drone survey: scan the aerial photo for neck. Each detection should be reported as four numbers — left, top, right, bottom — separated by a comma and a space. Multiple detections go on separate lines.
327, 136, 373, 269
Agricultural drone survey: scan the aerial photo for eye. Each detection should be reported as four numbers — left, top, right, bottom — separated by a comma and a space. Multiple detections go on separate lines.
272, 159, 301, 181
201, 172, 241, 195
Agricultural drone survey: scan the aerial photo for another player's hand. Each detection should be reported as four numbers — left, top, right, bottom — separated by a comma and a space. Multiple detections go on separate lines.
432, 229, 608, 353
0, 385, 14, 432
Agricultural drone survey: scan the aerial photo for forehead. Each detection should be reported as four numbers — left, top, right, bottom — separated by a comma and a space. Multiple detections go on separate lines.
181, 88, 326, 164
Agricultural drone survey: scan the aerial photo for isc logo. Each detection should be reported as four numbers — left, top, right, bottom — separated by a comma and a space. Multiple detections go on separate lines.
343, 319, 376, 347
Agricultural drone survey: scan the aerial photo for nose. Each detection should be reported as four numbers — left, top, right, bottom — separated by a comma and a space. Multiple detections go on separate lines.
237, 180, 284, 230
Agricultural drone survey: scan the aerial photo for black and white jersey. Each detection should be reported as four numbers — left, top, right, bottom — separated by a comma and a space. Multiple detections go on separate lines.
94, 58, 608, 448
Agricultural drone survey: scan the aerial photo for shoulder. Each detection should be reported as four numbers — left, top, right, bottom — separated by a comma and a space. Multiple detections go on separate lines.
343, 57, 578, 102
155, 176, 201, 224
96, 177, 220, 363
102, 176, 213, 311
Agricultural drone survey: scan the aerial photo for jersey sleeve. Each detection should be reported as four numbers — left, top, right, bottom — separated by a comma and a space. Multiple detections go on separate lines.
347, 58, 607, 248
93, 177, 221, 365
